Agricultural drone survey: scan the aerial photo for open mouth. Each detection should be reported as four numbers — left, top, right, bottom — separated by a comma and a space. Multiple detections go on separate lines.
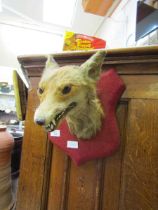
45, 102, 77, 132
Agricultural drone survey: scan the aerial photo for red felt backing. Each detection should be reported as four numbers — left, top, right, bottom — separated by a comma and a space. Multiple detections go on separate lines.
48, 69, 126, 165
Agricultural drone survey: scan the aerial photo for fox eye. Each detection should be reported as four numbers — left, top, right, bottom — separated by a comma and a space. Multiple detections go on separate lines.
38, 88, 44, 94
62, 86, 71, 95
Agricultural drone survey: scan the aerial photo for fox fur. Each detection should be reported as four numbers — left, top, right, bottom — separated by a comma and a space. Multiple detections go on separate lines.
34, 51, 106, 139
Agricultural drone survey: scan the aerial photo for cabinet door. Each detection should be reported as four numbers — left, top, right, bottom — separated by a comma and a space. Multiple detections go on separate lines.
119, 99, 158, 210
47, 102, 127, 210
16, 75, 158, 210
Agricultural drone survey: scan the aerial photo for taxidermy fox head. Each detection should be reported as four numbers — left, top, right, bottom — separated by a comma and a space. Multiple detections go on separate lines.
34, 51, 105, 139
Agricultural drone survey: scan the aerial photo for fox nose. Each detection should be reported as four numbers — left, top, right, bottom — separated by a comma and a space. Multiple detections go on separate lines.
35, 118, 45, 126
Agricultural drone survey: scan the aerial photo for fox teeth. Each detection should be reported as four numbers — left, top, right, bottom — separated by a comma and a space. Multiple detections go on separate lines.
45, 125, 51, 131
46, 124, 50, 129
56, 113, 64, 121
50, 123, 54, 130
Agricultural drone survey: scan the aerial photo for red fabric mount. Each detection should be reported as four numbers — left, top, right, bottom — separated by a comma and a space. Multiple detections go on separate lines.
48, 69, 126, 165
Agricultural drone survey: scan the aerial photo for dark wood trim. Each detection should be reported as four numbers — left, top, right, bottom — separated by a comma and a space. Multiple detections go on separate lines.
40, 139, 53, 210
94, 160, 105, 210
60, 156, 71, 210
18, 46, 158, 80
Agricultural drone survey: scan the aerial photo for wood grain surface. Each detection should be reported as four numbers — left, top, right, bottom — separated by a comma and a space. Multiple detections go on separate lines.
119, 99, 158, 210
16, 47, 158, 210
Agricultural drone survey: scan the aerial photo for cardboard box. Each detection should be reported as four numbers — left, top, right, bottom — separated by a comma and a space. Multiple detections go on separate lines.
63, 31, 106, 51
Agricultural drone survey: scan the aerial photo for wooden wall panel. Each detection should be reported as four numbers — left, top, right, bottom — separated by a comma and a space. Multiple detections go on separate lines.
16, 79, 51, 210
67, 160, 103, 210
119, 99, 158, 210
102, 102, 128, 210
47, 147, 70, 210
122, 75, 158, 99
47, 102, 128, 210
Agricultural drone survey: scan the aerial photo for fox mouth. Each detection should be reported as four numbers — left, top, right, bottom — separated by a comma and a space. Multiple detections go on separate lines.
45, 102, 77, 132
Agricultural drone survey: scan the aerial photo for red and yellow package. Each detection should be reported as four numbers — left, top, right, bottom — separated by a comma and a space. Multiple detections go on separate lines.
63, 31, 106, 51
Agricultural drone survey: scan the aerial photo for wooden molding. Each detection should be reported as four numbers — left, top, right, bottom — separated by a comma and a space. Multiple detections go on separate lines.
18, 46, 158, 79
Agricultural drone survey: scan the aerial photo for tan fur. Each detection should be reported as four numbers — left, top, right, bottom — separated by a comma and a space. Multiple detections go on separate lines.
34, 51, 106, 139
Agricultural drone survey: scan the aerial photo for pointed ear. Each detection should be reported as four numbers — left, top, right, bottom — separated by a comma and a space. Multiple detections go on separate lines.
45, 55, 59, 69
40, 55, 59, 82
80, 50, 106, 81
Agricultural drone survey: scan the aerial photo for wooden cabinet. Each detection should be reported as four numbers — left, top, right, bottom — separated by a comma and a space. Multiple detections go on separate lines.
82, 0, 121, 16
16, 47, 158, 210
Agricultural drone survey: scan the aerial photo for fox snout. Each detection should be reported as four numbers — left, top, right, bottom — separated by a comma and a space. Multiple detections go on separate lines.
35, 118, 45, 126
34, 107, 46, 126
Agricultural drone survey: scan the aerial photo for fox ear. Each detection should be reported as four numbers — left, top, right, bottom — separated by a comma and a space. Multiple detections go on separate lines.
45, 55, 59, 69
40, 55, 59, 82
80, 50, 106, 81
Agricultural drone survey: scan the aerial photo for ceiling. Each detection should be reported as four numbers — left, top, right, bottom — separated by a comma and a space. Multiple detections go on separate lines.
0, 0, 107, 36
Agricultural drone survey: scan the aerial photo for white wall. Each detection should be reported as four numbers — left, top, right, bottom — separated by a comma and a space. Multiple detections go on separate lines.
96, 0, 158, 48
0, 23, 63, 85
0, 23, 63, 67
71, 0, 104, 36
3, 0, 43, 21
96, 0, 137, 48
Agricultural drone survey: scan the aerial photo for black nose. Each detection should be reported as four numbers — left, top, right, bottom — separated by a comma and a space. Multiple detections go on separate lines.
35, 118, 45, 126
